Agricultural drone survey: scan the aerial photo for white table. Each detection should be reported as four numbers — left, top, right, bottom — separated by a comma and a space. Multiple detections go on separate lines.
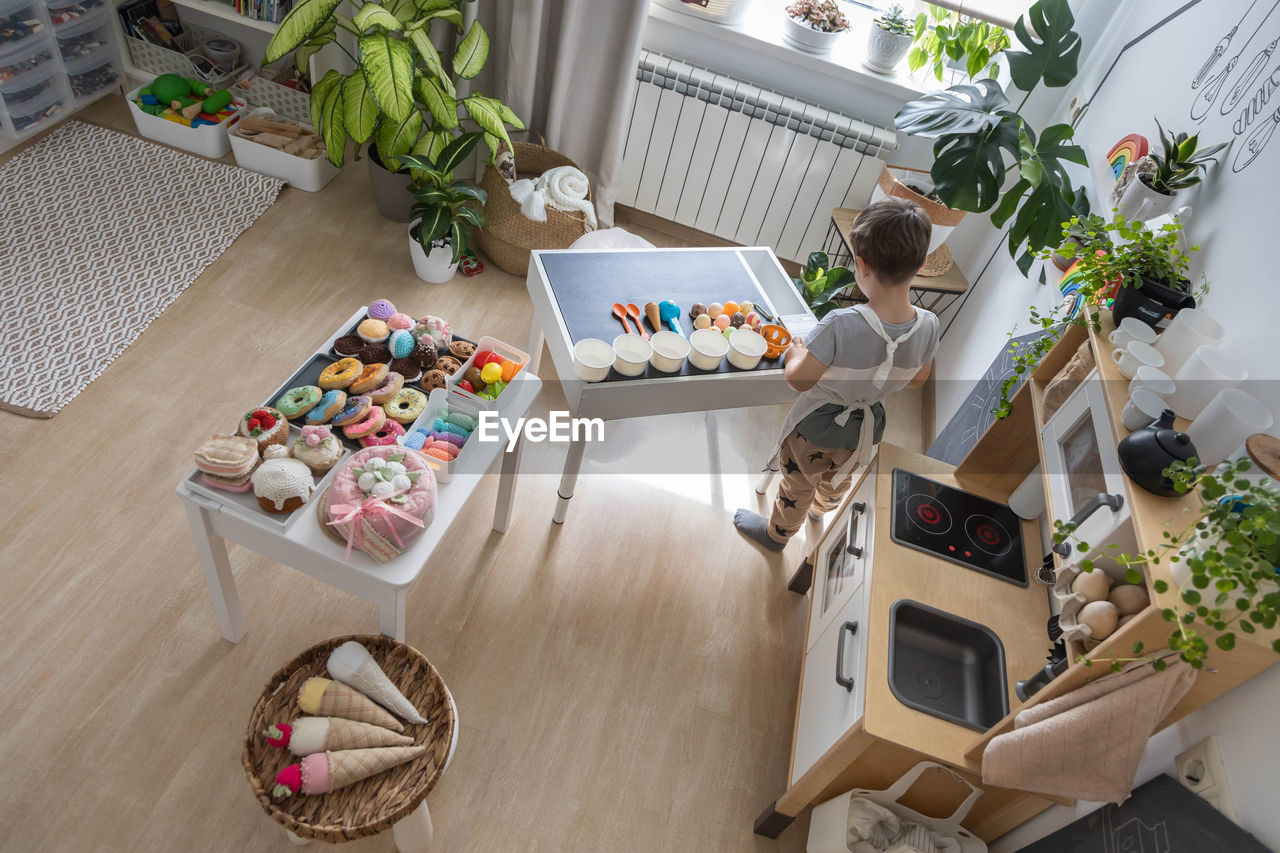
524, 247, 815, 523
178, 310, 541, 643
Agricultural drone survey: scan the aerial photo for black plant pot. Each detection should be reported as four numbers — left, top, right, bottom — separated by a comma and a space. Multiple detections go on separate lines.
1111, 274, 1195, 331
367, 143, 414, 222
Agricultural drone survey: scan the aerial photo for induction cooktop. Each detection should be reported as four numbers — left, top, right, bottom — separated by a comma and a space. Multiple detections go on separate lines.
890, 469, 1028, 586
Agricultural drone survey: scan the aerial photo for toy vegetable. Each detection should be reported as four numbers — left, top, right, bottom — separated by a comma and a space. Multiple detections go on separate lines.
327, 641, 427, 724
271, 746, 426, 798
297, 676, 404, 732
264, 717, 413, 755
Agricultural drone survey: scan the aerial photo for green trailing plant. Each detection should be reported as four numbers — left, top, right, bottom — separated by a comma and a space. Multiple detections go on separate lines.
894, 0, 1089, 275
874, 3, 912, 35
785, 0, 850, 32
908, 5, 1011, 82
263, 0, 524, 171
398, 130, 486, 263
1053, 213, 1201, 294
1144, 118, 1230, 194
792, 251, 854, 318
1052, 457, 1280, 672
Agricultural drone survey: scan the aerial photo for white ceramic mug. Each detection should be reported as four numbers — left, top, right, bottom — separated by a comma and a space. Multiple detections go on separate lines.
1111, 340, 1165, 379
1122, 388, 1167, 431
1186, 388, 1275, 465
1166, 345, 1248, 419
1128, 365, 1175, 399
1154, 308, 1225, 376
1108, 316, 1158, 351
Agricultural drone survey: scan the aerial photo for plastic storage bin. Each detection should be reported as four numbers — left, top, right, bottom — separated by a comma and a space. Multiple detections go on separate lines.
397, 388, 484, 484
0, 45, 54, 107
0, 0, 49, 56
44, 0, 106, 32
124, 20, 244, 90
125, 82, 245, 158
0, 33, 56, 92
444, 335, 530, 409
229, 107, 339, 191
63, 45, 116, 103
52, 11, 108, 63
1, 75, 67, 136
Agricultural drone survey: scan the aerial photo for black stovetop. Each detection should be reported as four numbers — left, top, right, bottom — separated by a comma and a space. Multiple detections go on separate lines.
889, 469, 1028, 586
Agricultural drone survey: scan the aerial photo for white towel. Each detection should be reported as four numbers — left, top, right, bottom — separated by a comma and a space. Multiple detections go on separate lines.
536, 166, 596, 230
508, 178, 548, 223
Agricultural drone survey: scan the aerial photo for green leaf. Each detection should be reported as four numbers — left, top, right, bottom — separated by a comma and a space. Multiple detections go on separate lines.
1215, 633, 1236, 652
455, 204, 485, 229
294, 21, 336, 76
359, 33, 415, 121
1006, 173, 1087, 264
375, 111, 423, 169
463, 94, 512, 155
418, 203, 451, 241
425, 6, 462, 27
894, 79, 1011, 139
408, 29, 454, 95
928, 114, 1020, 211
435, 130, 482, 174
317, 77, 346, 167
353, 2, 400, 31
452, 20, 489, 79
342, 71, 379, 143
496, 101, 524, 131
265, 0, 343, 64
1006, 0, 1080, 91
410, 129, 448, 163
450, 182, 486, 204
309, 69, 343, 141
415, 75, 458, 128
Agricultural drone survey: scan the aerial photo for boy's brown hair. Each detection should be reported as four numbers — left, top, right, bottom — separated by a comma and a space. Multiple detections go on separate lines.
847, 197, 932, 285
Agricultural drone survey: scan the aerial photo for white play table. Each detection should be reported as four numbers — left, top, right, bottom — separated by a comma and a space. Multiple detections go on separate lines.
524, 247, 815, 523
177, 309, 541, 643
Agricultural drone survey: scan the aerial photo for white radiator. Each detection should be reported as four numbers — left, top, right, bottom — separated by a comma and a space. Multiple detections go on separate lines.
619, 50, 898, 263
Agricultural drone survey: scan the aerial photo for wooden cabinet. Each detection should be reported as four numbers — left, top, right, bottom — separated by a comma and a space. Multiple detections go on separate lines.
808, 467, 876, 650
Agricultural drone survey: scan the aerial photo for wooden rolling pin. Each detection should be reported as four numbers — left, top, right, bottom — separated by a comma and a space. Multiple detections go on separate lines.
240, 116, 303, 138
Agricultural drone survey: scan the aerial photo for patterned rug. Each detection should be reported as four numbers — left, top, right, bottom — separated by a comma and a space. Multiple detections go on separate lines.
0, 121, 283, 418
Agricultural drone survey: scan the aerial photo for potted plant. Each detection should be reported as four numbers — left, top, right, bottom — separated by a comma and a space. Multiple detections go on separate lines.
1052, 213, 1200, 330
1053, 457, 1280, 671
907, 6, 1010, 81
782, 0, 851, 53
872, 164, 966, 257
792, 251, 854, 318
262, 0, 523, 221
865, 4, 913, 71
398, 131, 487, 283
1116, 119, 1229, 222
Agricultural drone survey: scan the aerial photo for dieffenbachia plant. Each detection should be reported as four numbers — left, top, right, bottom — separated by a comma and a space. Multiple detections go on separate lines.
263, 0, 523, 170
893, 0, 1089, 274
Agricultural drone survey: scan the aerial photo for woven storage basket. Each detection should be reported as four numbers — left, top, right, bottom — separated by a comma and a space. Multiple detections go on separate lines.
242, 635, 456, 842
474, 137, 593, 276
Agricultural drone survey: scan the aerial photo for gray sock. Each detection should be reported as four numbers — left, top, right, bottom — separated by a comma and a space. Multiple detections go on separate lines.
734, 509, 787, 552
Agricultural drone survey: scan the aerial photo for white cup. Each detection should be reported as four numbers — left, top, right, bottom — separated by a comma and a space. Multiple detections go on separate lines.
1167, 345, 1248, 419
1154, 308, 1225, 376
1186, 388, 1275, 465
611, 334, 652, 377
1111, 340, 1165, 379
1122, 388, 1167, 431
1108, 316, 1158, 350
1128, 365, 1175, 399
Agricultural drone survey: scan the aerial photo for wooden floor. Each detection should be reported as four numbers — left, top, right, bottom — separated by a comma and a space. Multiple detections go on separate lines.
0, 96, 923, 852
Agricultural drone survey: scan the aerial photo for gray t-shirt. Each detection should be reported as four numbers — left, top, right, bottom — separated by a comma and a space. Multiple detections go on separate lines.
796, 305, 940, 450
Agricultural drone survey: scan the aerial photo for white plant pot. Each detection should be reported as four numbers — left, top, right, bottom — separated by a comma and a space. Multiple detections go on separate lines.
864, 26, 913, 72
1116, 175, 1178, 223
782, 14, 847, 53
408, 219, 459, 283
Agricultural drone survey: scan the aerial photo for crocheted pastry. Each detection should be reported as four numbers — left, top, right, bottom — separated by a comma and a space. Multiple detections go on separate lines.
322, 447, 436, 562
290, 426, 344, 475
252, 450, 315, 513
238, 407, 289, 452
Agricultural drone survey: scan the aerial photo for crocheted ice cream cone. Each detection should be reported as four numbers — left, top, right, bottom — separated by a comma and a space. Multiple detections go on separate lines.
264, 717, 413, 755
297, 677, 403, 732
328, 641, 427, 724
272, 746, 426, 798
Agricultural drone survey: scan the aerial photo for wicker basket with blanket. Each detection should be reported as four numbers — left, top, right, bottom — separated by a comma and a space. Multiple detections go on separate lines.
474, 138, 594, 275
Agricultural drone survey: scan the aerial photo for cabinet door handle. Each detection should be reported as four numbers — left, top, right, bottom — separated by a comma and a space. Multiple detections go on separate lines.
835, 620, 859, 691
1051, 492, 1124, 556
846, 501, 867, 557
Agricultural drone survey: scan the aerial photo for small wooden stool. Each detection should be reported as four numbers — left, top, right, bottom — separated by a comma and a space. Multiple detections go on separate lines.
243, 635, 457, 850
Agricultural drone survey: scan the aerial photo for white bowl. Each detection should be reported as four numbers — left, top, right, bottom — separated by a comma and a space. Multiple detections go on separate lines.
573, 338, 614, 382
688, 328, 729, 371
728, 328, 767, 370
649, 330, 690, 373
612, 334, 652, 377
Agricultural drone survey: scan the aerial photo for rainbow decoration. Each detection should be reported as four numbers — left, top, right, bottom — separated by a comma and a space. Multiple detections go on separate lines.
1057, 256, 1116, 321
1106, 133, 1149, 181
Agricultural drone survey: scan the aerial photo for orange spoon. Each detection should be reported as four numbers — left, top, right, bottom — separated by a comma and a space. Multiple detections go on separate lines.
611, 302, 633, 334
625, 303, 650, 339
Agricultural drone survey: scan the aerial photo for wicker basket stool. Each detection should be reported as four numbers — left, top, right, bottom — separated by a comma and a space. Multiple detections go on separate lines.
242, 635, 457, 848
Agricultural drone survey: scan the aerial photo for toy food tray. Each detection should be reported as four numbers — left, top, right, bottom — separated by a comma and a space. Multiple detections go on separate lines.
326, 319, 475, 363
184, 423, 349, 532
264, 354, 408, 452
397, 388, 485, 483
444, 335, 530, 410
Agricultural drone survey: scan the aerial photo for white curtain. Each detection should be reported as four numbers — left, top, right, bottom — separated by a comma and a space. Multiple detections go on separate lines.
477, 0, 649, 227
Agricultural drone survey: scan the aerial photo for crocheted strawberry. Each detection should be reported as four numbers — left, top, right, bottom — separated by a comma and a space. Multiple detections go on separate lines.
253, 409, 277, 429
246, 416, 262, 433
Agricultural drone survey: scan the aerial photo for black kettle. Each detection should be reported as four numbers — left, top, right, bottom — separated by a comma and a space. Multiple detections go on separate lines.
1117, 409, 1198, 496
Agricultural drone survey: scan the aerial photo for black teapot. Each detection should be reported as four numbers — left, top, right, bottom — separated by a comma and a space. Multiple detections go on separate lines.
1117, 409, 1199, 496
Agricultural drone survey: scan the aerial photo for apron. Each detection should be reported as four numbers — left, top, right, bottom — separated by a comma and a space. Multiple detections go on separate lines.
766, 305, 924, 487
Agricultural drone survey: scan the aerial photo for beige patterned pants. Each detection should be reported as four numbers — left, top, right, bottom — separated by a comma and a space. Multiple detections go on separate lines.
767, 429, 855, 544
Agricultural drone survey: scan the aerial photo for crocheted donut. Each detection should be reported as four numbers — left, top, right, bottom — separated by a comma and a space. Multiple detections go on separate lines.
332, 394, 373, 427
359, 419, 406, 447
319, 358, 362, 390
275, 385, 322, 419
342, 404, 387, 439
349, 362, 390, 395
385, 388, 428, 424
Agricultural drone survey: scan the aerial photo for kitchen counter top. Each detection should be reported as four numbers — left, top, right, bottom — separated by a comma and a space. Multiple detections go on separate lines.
862, 442, 1051, 770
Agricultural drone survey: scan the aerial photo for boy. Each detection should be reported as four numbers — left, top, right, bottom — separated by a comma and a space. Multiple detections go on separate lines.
735, 197, 939, 552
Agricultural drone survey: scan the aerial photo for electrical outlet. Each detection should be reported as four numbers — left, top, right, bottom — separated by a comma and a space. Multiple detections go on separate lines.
1175, 736, 1238, 822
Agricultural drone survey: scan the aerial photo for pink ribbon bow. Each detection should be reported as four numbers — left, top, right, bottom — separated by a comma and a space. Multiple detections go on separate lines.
326, 490, 425, 561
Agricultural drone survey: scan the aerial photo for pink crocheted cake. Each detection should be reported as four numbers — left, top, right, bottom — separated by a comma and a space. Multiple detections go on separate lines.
323, 446, 437, 562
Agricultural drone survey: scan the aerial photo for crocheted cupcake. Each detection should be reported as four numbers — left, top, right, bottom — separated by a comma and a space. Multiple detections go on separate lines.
239, 407, 289, 452
291, 425, 344, 475
253, 446, 315, 514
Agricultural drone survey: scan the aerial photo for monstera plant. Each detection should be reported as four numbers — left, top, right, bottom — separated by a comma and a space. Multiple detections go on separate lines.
263, 0, 523, 171
894, 0, 1089, 274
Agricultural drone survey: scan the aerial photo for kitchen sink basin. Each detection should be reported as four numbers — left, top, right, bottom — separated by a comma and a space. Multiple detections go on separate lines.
888, 600, 1009, 732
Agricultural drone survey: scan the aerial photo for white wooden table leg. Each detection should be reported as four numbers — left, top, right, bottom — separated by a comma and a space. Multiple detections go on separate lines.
285, 829, 310, 845
755, 465, 778, 495
552, 434, 588, 525
183, 499, 246, 643
526, 324, 545, 374
390, 801, 434, 852
379, 587, 407, 641
491, 433, 523, 534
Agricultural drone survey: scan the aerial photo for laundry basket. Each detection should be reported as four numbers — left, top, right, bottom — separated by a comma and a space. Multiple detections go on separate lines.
473, 135, 593, 276
807, 761, 987, 853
